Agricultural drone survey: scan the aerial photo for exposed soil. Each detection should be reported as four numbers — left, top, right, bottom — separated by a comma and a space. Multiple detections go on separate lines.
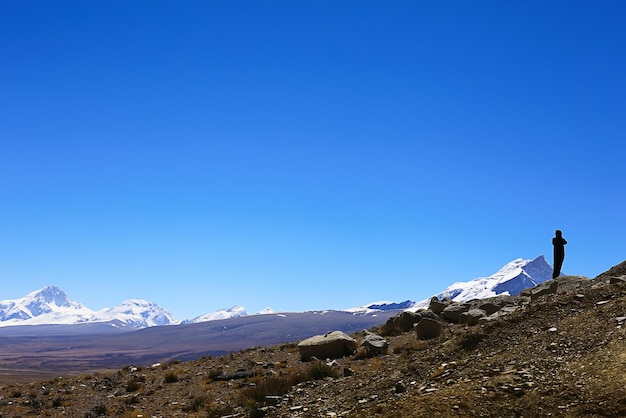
1, 263, 625, 417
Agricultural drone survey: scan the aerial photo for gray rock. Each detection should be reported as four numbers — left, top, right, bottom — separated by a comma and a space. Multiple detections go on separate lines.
415, 317, 442, 339
479, 305, 519, 324
395, 381, 407, 393
420, 309, 440, 320
359, 332, 389, 356
214, 369, 256, 381
465, 309, 487, 326
298, 331, 358, 361
520, 280, 558, 301
442, 303, 470, 323
380, 311, 423, 335
610, 276, 626, 284
478, 302, 503, 316
429, 297, 449, 315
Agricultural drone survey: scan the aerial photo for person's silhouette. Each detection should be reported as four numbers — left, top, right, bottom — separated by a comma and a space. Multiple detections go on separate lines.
552, 229, 567, 279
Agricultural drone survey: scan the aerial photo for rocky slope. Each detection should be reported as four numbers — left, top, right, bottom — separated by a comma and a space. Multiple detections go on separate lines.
0, 260, 624, 417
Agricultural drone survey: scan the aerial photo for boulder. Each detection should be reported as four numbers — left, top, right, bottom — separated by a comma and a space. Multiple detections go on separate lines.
479, 306, 519, 324
420, 309, 440, 321
462, 309, 487, 326
442, 303, 470, 323
359, 332, 389, 356
380, 311, 423, 335
521, 280, 558, 301
478, 302, 503, 316
610, 276, 626, 285
429, 297, 450, 315
415, 317, 442, 339
298, 331, 357, 361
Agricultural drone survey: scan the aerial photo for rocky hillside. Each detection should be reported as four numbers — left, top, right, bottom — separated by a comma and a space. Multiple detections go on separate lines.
0, 260, 625, 417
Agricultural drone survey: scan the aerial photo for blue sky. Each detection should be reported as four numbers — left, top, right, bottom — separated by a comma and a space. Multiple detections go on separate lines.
1, 1, 625, 320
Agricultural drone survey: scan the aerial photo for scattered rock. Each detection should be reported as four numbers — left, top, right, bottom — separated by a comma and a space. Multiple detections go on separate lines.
521, 280, 559, 301
298, 331, 358, 361
214, 370, 256, 381
359, 332, 389, 356
479, 306, 519, 324
429, 297, 450, 314
415, 317, 442, 340
610, 276, 626, 284
478, 302, 503, 316
442, 303, 470, 323
380, 311, 423, 335
395, 381, 407, 393
461, 309, 487, 326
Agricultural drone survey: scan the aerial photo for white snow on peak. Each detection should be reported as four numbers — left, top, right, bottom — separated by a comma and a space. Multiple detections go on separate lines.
186, 306, 249, 324
0, 285, 93, 326
413, 255, 552, 309
94, 299, 180, 328
257, 307, 275, 315
346, 300, 414, 314
0, 286, 179, 329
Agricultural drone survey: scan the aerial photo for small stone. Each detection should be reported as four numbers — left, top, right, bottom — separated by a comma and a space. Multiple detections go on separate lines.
548, 327, 557, 332
395, 381, 407, 393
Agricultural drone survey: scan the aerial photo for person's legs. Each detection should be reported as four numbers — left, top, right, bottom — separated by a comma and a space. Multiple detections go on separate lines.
553, 258, 563, 279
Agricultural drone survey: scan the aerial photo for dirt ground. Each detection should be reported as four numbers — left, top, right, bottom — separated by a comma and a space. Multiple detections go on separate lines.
1, 265, 625, 417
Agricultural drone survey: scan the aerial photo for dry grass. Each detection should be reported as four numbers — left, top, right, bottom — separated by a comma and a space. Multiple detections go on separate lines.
1, 275, 626, 417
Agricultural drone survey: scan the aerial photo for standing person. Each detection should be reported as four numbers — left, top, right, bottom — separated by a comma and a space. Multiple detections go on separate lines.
552, 230, 567, 279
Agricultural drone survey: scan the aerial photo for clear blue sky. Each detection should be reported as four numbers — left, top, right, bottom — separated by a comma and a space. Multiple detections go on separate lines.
1, 1, 625, 320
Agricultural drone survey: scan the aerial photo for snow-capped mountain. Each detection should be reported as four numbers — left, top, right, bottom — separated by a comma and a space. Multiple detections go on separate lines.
350, 255, 553, 313
0, 286, 179, 329
94, 299, 179, 328
347, 300, 415, 314
413, 255, 552, 308
1, 256, 552, 329
183, 306, 248, 324
0, 286, 94, 325
257, 307, 276, 315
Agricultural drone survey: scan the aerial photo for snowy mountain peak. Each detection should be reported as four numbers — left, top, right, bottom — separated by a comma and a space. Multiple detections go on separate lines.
26, 285, 72, 307
0, 287, 179, 328
95, 299, 180, 328
420, 255, 552, 306
0, 285, 91, 324
184, 306, 249, 324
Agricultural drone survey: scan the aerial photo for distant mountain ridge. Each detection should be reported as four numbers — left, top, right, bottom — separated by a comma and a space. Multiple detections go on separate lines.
0, 256, 552, 329
0, 286, 178, 329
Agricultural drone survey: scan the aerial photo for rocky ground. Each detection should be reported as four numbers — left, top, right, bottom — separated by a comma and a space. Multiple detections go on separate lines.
0, 261, 625, 417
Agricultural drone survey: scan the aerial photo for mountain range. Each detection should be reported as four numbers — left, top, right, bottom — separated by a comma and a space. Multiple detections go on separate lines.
0, 255, 553, 329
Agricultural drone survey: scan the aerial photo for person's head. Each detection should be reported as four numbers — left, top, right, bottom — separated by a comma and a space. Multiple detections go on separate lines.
555, 229, 562, 238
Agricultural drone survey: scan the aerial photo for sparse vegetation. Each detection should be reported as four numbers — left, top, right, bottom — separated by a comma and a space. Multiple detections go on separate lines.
0, 264, 626, 417
164, 371, 179, 383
